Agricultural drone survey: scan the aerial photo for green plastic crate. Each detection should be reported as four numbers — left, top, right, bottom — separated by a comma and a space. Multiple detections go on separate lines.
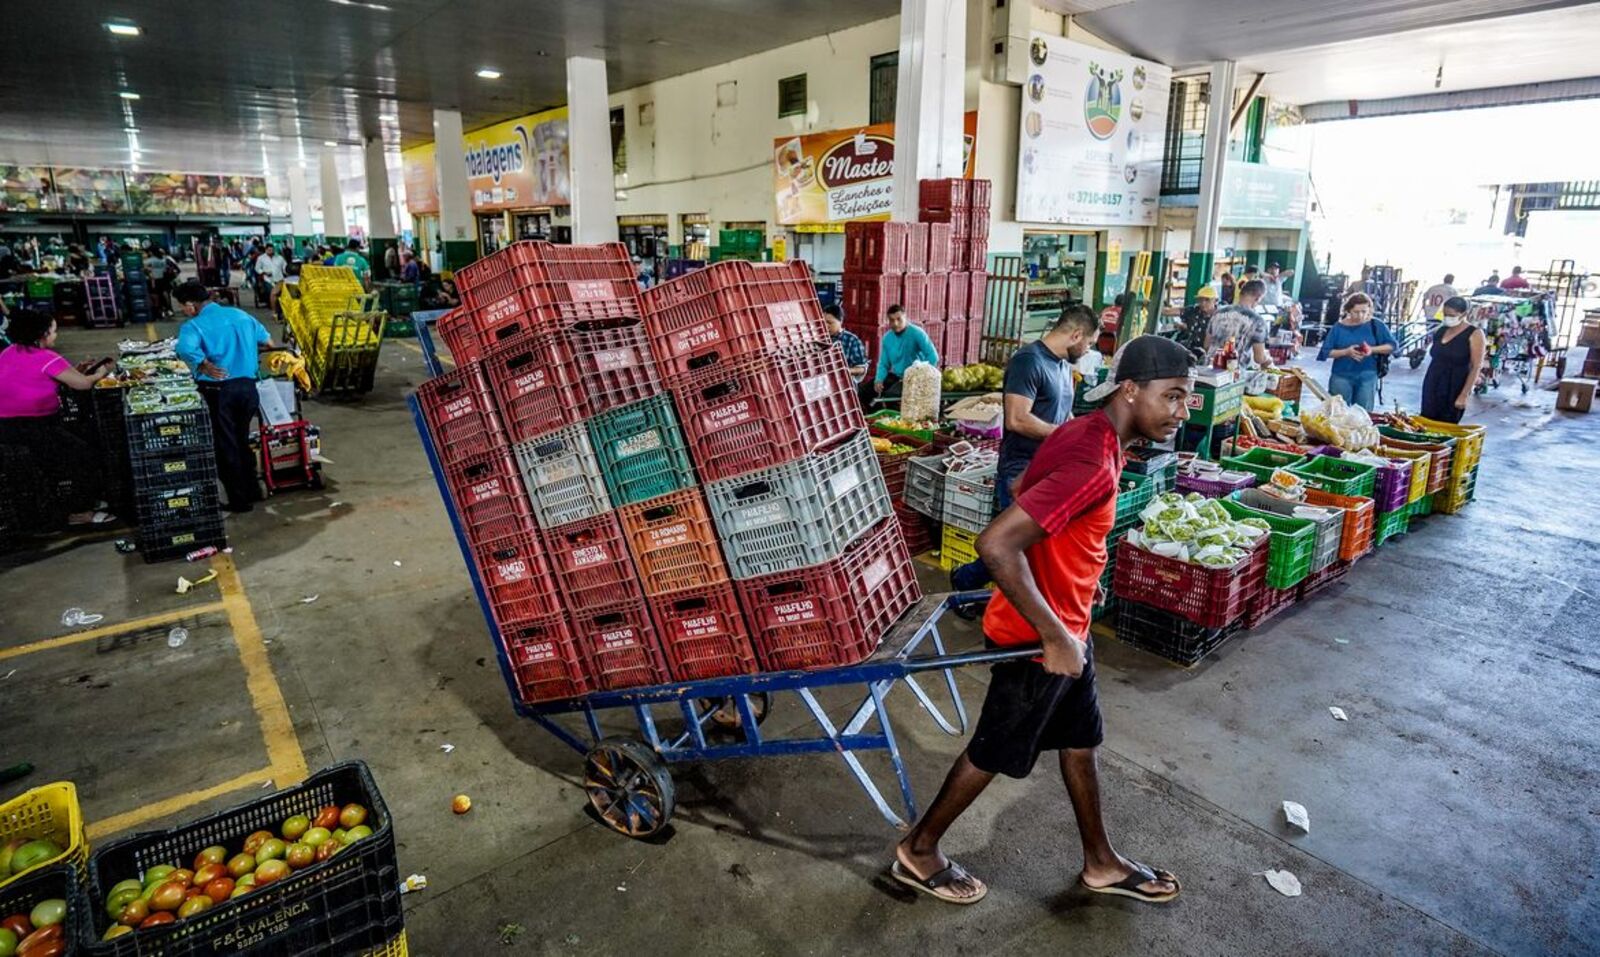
867, 409, 940, 442
1186, 379, 1246, 427
1409, 493, 1434, 517
1220, 446, 1308, 485
1112, 470, 1157, 536
1218, 498, 1316, 589
1287, 455, 1378, 499
587, 395, 696, 506
1375, 505, 1411, 545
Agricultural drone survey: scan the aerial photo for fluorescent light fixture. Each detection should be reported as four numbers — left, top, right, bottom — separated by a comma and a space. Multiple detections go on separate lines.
323, 140, 337, 146
123, 127, 140, 133
379, 114, 397, 122
476, 68, 502, 79
105, 22, 142, 36
118, 91, 140, 100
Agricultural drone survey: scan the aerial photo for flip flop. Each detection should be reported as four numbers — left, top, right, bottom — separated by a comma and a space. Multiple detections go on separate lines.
1080, 860, 1181, 903
890, 859, 988, 905
67, 511, 117, 526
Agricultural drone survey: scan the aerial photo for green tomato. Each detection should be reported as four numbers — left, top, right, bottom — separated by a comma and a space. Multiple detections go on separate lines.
342, 825, 372, 844
29, 898, 67, 928
106, 884, 143, 919
301, 827, 332, 848
0, 927, 16, 957
143, 864, 176, 889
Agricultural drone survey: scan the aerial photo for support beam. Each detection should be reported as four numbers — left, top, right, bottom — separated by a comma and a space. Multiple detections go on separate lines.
287, 165, 313, 255
566, 55, 618, 244
364, 137, 397, 279
432, 109, 478, 270
319, 149, 347, 243
889, 0, 968, 221
1187, 61, 1237, 302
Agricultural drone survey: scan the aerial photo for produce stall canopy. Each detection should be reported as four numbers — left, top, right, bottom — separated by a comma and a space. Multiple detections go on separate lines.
773, 111, 977, 226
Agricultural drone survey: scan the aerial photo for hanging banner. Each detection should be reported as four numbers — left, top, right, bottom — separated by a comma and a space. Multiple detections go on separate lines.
773, 111, 978, 226
125, 173, 267, 215
0, 165, 55, 212
1014, 35, 1170, 226
52, 168, 129, 214
1220, 161, 1310, 228
402, 144, 439, 215
464, 106, 570, 212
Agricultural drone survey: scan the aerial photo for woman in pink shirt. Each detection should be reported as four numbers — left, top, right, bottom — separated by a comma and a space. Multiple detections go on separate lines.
0, 309, 116, 527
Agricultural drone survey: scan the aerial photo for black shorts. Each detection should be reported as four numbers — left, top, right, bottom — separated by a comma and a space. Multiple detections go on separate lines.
967, 641, 1104, 779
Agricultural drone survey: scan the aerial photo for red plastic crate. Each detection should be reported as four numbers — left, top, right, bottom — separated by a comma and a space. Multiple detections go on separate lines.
968, 271, 988, 324
963, 238, 988, 272
562, 319, 661, 415
969, 179, 992, 208
920, 318, 947, 360
1245, 584, 1299, 629
483, 330, 588, 443
842, 272, 901, 328
648, 582, 759, 681
540, 511, 644, 613
458, 252, 542, 347
500, 615, 591, 703
904, 223, 929, 274
919, 178, 971, 210
444, 447, 534, 546
869, 427, 933, 499
968, 205, 991, 240
926, 223, 954, 274
924, 272, 947, 321
844, 221, 912, 273
474, 530, 562, 623
900, 273, 928, 323
572, 599, 670, 691
642, 260, 829, 378
946, 272, 970, 322
437, 307, 483, 363
669, 341, 863, 482
511, 240, 635, 279
418, 362, 504, 466
735, 517, 921, 672
893, 501, 937, 555
618, 488, 729, 595
1112, 537, 1267, 629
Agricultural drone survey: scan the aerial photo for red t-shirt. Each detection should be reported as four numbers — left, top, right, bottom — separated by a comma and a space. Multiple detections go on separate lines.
983, 410, 1123, 647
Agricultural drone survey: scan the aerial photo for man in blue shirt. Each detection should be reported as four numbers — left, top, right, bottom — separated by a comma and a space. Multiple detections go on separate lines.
824, 304, 867, 381
174, 279, 278, 513
859, 304, 938, 408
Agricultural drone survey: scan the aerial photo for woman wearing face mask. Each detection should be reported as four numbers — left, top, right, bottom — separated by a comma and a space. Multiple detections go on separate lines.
1419, 297, 1485, 423
1316, 292, 1396, 411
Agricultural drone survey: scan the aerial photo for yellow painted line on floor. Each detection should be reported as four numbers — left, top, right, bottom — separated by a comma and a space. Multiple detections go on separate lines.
398, 338, 454, 367
0, 601, 228, 661
214, 554, 309, 787
86, 766, 274, 840
145, 321, 156, 340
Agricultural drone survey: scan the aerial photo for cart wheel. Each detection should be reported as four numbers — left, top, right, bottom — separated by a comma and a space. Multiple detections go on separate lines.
583, 737, 674, 838
1521, 381, 1529, 394
308, 467, 325, 491
701, 693, 771, 731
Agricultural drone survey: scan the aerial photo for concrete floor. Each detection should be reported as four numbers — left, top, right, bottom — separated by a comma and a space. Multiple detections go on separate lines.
2, 310, 1597, 956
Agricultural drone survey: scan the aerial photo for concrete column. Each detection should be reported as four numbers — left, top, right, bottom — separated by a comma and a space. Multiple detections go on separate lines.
287, 165, 313, 254
1187, 61, 1237, 301
889, 0, 967, 221
565, 55, 618, 244
432, 108, 478, 270
364, 137, 397, 279
319, 149, 347, 243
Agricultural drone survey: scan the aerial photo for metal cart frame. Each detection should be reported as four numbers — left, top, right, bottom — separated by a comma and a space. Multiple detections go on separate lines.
407, 315, 1029, 837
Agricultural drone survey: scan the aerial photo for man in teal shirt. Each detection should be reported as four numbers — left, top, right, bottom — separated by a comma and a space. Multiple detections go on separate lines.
332, 239, 372, 287
174, 280, 278, 513
860, 304, 939, 408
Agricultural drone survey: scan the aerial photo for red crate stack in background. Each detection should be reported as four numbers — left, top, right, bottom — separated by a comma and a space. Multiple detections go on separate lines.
917, 178, 992, 365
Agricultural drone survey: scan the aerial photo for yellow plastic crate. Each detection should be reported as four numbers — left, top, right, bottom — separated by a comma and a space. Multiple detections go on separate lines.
298, 264, 364, 293
1412, 417, 1485, 475
1435, 465, 1478, 514
0, 781, 88, 890
362, 930, 409, 956
1379, 447, 1431, 503
939, 524, 979, 570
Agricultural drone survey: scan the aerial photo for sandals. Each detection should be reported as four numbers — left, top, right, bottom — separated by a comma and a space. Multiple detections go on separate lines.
890, 859, 988, 905
67, 511, 117, 526
1079, 860, 1181, 904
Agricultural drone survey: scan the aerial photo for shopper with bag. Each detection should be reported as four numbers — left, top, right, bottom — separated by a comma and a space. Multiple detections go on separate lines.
1419, 296, 1486, 423
1316, 292, 1396, 411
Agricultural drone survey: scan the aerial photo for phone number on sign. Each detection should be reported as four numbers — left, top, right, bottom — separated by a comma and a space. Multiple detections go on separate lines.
1072, 191, 1123, 206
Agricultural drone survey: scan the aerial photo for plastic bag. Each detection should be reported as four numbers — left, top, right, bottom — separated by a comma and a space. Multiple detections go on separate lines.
1302, 395, 1380, 450
901, 360, 943, 424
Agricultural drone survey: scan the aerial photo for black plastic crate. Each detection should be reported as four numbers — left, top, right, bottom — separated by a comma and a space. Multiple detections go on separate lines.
127, 408, 213, 454
83, 762, 402, 955
131, 445, 220, 490
1112, 599, 1242, 667
137, 517, 227, 563
134, 482, 222, 529
0, 863, 83, 955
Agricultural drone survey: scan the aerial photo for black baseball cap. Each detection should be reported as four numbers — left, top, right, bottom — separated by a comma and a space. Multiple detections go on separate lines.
1114, 334, 1193, 384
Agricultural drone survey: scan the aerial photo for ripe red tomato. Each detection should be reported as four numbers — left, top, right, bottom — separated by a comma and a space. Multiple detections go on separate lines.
117, 898, 150, 927
203, 877, 234, 901
242, 831, 273, 855
313, 805, 340, 830
148, 882, 186, 913
2, 914, 33, 938
139, 911, 176, 929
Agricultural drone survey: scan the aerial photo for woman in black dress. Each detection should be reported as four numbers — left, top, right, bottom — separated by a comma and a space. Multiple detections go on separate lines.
1420, 297, 1486, 423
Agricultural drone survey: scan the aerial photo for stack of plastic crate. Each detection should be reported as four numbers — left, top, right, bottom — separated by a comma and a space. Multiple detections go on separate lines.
119, 251, 153, 325
288, 265, 387, 395
646, 259, 921, 672
917, 178, 993, 365
125, 391, 227, 563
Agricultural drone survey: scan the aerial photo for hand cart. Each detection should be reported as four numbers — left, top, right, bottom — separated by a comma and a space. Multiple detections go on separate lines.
407, 314, 1033, 837
254, 375, 325, 494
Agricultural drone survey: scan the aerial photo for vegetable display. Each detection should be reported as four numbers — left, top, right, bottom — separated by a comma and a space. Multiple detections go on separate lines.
0, 896, 67, 957
0, 840, 62, 883
941, 363, 1003, 392
869, 436, 918, 455
1127, 492, 1269, 567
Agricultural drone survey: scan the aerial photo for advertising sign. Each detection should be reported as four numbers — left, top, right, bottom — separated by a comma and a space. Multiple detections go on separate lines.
125, 173, 267, 215
52, 168, 129, 214
464, 106, 570, 212
773, 111, 978, 226
0, 165, 54, 212
1014, 35, 1170, 226
402, 144, 439, 215
1220, 161, 1310, 229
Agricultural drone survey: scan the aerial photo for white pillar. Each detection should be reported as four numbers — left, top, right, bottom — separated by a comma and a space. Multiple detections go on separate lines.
287, 165, 313, 237
889, 0, 967, 221
565, 55, 618, 244
1188, 61, 1237, 298
432, 109, 474, 246
363, 137, 395, 239
319, 149, 347, 238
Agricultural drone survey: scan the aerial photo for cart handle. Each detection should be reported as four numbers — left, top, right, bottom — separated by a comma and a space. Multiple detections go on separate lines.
903, 645, 1042, 673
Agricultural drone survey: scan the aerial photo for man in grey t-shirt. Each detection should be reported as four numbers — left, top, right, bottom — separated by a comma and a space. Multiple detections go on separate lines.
1205, 279, 1272, 369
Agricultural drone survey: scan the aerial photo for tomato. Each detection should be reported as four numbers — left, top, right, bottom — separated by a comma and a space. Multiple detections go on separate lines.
255, 839, 286, 863
16, 924, 64, 957
285, 843, 314, 870
105, 885, 142, 920
0, 928, 15, 957
225, 853, 256, 879
176, 896, 214, 919
302, 827, 332, 848
242, 831, 273, 855
343, 825, 372, 845
102, 924, 133, 940
253, 860, 290, 885
139, 912, 175, 929
194, 864, 228, 887
142, 865, 176, 889
183, 887, 204, 901
229, 884, 251, 900
0, 918, 29, 941
192, 846, 227, 871
168, 869, 195, 888
23, 903, 61, 933
314, 841, 337, 863
148, 882, 186, 913
281, 814, 310, 841
313, 805, 340, 830
235, 873, 256, 889
338, 804, 367, 829
117, 898, 149, 927
203, 877, 234, 901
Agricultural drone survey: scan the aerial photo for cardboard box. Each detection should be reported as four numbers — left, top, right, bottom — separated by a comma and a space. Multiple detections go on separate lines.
1577, 319, 1600, 349
1557, 378, 1595, 414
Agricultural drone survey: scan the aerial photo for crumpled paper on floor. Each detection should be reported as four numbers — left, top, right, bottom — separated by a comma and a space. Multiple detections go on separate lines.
1282, 800, 1310, 832
1262, 869, 1302, 897
1329, 706, 1348, 721
176, 570, 218, 594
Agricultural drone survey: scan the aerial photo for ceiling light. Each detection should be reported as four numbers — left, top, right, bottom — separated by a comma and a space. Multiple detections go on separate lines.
379, 114, 397, 122
123, 127, 139, 133
476, 68, 502, 80
118, 91, 140, 100
105, 22, 142, 37
323, 140, 338, 146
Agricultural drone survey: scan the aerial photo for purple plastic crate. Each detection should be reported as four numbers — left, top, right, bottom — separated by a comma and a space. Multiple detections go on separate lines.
1372, 458, 1414, 513
1176, 470, 1258, 498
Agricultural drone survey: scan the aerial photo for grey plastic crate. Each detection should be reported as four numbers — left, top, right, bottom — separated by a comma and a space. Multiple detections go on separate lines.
1235, 488, 1343, 573
940, 462, 997, 534
903, 455, 945, 520
513, 424, 613, 529
706, 430, 893, 580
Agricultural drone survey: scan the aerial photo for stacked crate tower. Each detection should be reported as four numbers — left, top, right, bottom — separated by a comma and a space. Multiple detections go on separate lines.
120, 251, 155, 326
126, 399, 227, 562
